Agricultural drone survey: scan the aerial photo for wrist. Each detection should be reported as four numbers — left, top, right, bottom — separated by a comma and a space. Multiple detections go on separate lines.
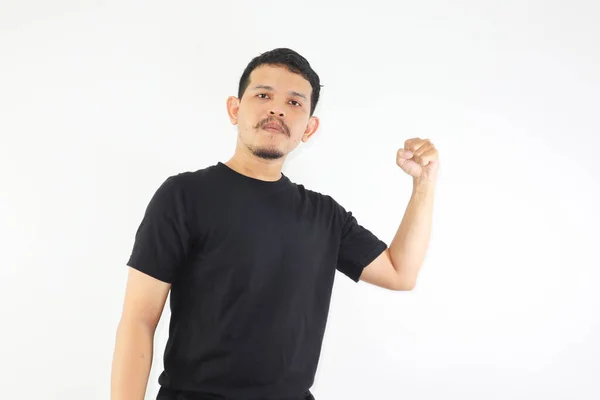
412, 178, 436, 194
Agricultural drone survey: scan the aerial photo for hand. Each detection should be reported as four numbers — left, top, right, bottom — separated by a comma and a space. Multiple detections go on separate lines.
396, 138, 440, 184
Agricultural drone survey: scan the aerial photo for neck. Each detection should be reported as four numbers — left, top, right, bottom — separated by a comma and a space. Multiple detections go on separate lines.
225, 147, 285, 182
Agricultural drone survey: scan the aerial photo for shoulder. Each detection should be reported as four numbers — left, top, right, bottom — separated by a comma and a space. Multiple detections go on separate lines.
290, 181, 349, 220
162, 164, 221, 193
143, 165, 222, 214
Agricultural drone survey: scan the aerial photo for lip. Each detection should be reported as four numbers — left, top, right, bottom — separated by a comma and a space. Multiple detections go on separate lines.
261, 122, 285, 134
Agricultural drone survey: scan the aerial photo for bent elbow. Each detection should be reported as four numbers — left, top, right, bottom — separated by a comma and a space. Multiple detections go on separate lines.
397, 282, 416, 291
395, 275, 417, 291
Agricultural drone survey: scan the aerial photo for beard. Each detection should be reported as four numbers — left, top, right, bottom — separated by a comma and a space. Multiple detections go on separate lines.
248, 144, 285, 160
240, 119, 290, 160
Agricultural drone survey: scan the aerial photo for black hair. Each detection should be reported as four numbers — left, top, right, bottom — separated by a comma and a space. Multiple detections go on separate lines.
237, 48, 322, 116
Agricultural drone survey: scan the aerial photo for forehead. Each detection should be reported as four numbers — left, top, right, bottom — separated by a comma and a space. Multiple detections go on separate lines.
248, 65, 312, 95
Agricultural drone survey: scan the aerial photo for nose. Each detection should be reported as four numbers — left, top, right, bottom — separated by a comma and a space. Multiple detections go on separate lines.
269, 109, 285, 118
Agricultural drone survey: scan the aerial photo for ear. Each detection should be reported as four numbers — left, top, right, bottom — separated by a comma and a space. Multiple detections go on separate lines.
301, 116, 320, 143
226, 96, 240, 125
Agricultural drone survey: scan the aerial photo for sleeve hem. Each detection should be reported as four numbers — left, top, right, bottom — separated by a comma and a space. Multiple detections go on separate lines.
126, 260, 173, 284
349, 240, 388, 282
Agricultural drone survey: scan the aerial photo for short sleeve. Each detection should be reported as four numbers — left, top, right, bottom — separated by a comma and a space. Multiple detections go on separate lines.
126, 175, 191, 283
336, 208, 388, 282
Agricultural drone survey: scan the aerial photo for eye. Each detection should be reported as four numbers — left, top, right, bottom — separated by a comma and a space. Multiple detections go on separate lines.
257, 93, 270, 99
289, 100, 302, 107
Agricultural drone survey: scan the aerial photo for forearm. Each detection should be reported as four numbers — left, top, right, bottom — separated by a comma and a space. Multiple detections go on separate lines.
111, 319, 155, 400
389, 180, 436, 283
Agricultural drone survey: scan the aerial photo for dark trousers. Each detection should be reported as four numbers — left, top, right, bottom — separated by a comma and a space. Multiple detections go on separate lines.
157, 388, 315, 400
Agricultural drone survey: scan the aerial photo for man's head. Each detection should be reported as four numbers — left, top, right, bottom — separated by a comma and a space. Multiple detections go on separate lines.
226, 48, 321, 161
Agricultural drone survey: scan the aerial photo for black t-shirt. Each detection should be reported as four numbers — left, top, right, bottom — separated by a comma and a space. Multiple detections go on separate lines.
127, 162, 388, 400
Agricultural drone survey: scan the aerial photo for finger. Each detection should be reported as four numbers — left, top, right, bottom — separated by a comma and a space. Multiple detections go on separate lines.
397, 149, 413, 159
413, 141, 434, 157
410, 144, 432, 165
404, 138, 429, 153
414, 148, 438, 166
403, 138, 419, 151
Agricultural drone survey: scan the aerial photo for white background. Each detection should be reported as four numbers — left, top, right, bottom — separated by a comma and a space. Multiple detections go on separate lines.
1, 1, 599, 399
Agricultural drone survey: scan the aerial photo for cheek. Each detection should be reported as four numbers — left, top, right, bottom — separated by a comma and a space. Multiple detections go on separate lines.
291, 120, 309, 137
237, 105, 259, 127
238, 115, 258, 132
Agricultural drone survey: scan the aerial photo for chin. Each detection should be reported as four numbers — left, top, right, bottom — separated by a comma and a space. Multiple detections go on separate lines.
250, 145, 286, 160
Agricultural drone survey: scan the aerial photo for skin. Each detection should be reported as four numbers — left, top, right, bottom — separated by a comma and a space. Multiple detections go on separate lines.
224, 64, 320, 181
364, 138, 439, 291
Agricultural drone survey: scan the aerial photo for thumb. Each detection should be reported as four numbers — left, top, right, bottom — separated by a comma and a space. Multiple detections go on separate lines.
398, 149, 413, 159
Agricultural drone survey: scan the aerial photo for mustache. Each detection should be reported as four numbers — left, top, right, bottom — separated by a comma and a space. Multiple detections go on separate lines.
255, 117, 290, 136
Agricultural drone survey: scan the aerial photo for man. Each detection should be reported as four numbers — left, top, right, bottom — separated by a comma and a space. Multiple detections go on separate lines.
111, 48, 439, 400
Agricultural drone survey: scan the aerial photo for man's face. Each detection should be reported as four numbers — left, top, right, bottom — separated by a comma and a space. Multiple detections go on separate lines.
227, 64, 319, 160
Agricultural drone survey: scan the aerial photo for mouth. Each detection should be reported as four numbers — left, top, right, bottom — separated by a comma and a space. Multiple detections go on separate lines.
261, 123, 286, 135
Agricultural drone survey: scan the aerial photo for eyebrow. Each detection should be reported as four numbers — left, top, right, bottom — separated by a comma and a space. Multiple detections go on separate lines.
252, 85, 307, 101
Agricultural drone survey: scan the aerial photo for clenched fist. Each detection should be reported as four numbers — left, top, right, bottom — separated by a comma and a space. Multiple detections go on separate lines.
397, 138, 439, 184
